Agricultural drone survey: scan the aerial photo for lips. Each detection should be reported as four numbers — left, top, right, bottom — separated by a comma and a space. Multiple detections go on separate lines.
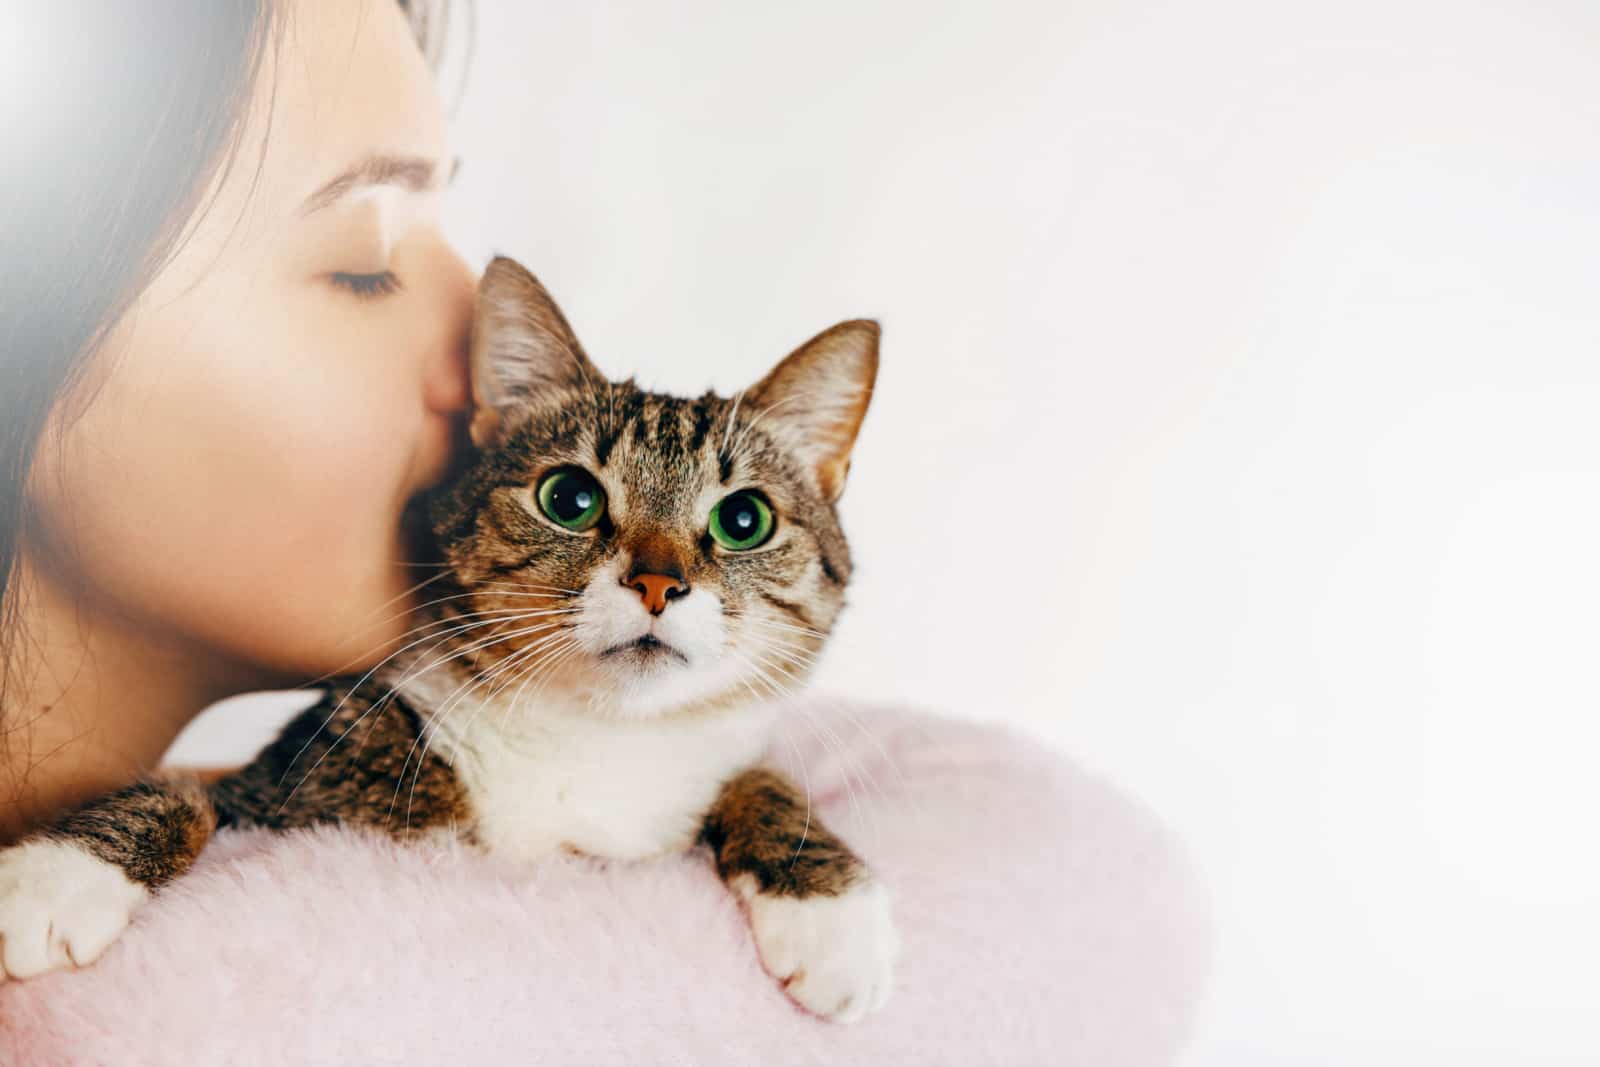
601, 633, 690, 665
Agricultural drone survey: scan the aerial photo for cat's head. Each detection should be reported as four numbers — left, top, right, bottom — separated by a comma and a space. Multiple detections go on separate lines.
427, 256, 877, 720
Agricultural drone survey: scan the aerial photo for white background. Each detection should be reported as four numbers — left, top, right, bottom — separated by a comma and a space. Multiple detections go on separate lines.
172, 1, 1600, 1062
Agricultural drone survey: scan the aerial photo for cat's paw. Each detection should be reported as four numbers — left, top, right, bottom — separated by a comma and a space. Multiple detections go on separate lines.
0, 839, 148, 981
737, 875, 900, 1023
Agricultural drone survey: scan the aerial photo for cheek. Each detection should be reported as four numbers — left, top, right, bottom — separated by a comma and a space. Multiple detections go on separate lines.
572, 557, 643, 653
29, 285, 429, 676
652, 588, 728, 659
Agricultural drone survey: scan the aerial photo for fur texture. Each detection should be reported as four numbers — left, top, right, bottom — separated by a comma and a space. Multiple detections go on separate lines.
0, 840, 148, 979
0, 703, 1210, 1066
0, 259, 893, 1020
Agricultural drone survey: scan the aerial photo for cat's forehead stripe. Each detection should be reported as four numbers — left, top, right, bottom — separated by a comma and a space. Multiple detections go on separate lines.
687, 394, 716, 453
654, 399, 683, 457
590, 387, 732, 465
596, 388, 648, 467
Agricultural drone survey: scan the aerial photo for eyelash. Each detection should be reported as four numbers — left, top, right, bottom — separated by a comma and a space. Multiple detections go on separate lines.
329, 271, 402, 299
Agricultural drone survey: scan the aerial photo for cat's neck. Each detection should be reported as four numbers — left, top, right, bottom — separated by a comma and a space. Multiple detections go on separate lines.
374, 639, 776, 735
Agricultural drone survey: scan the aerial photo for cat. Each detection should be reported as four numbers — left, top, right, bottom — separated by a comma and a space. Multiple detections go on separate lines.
0, 256, 897, 1023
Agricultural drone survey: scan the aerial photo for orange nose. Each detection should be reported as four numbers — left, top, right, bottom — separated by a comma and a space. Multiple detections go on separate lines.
627, 572, 688, 615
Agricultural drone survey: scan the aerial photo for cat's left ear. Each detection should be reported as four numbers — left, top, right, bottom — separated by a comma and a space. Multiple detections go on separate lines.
469, 256, 602, 448
745, 319, 879, 502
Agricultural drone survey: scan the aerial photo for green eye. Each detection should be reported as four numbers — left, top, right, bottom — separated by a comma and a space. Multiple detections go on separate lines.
536, 468, 606, 531
710, 490, 775, 550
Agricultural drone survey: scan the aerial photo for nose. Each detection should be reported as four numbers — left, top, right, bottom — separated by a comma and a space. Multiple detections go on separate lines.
625, 572, 689, 615
422, 241, 477, 417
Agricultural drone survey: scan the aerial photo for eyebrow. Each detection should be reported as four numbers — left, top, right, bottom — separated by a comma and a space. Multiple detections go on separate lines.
299, 153, 460, 215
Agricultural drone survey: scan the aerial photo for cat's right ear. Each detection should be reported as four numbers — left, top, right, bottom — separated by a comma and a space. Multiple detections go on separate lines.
469, 256, 601, 448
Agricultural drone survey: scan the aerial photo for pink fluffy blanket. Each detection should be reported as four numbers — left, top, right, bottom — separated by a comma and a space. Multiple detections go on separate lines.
0, 702, 1208, 1065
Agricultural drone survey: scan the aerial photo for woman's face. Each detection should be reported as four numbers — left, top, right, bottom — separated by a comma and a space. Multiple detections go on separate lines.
26, 0, 476, 683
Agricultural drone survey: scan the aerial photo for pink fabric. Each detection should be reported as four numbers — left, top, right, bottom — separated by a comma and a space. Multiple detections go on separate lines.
0, 702, 1209, 1065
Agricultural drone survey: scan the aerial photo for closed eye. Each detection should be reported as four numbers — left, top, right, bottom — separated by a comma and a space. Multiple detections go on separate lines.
329, 271, 401, 299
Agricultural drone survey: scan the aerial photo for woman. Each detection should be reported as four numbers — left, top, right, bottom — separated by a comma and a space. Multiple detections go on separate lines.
0, 0, 476, 845
0, 9, 1215, 1053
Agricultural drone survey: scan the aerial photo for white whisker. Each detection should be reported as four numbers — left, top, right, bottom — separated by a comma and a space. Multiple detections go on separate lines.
276, 609, 579, 809
725, 645, 814, 871
718, 389, 745, 463
395, 626, 577, 829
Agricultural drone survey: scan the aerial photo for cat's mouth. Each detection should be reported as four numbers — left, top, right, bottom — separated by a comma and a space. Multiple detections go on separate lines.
599, 633, 690, 667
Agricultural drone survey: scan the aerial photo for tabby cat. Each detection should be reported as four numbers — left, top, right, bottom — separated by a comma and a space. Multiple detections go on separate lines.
0, 257, 897, 1023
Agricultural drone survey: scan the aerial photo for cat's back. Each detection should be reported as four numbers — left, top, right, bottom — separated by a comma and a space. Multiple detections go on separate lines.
212, 677, 472, 839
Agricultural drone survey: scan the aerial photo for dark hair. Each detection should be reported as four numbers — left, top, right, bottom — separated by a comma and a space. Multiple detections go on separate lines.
0, 1, 463, 717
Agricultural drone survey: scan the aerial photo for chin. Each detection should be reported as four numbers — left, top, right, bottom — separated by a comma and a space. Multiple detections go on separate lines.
573, 648, 774, 722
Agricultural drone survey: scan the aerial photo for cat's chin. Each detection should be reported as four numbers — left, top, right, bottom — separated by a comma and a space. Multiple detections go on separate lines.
598, 634, 691, 668
560, 654, 772, 723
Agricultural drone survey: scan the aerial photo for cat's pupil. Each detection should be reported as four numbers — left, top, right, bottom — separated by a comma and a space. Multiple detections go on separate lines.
552, 484, 592, 521
536, 468, 606, 532
731, 505, 755, 531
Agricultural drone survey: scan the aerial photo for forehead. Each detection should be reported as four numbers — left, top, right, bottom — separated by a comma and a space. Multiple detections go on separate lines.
586, 389, 733, 521
507, 382, 767, 520
274, 0, 447, 165
158, 0, 447, 280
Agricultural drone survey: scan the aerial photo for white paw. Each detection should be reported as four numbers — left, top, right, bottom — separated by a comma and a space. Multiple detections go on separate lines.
0, 839, 148, 981
737, 875, 900, 1023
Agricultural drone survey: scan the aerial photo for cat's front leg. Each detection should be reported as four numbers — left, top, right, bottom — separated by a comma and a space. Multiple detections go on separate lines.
0, 775, 215, 981
701, 767, 899, 1023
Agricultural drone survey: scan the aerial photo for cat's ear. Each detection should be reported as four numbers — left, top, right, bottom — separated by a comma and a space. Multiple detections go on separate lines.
744, 319, 879, 502
469, 256, 601, 448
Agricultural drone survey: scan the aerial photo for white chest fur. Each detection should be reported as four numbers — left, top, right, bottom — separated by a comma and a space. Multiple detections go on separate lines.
392, 665, 777, 863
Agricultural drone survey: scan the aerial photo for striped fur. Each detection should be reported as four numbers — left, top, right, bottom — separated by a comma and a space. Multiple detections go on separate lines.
0, 257, 895, 1020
